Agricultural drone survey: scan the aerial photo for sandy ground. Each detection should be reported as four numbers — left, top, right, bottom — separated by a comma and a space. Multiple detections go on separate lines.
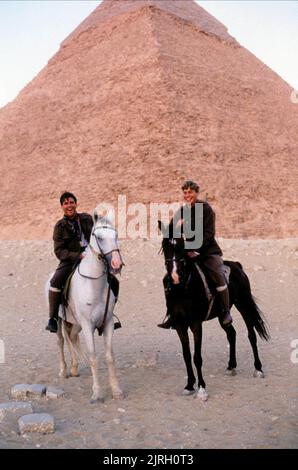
0, 238, 297, 449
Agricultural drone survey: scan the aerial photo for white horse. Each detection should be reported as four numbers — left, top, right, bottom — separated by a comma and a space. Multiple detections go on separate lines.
46, 210, 124, 403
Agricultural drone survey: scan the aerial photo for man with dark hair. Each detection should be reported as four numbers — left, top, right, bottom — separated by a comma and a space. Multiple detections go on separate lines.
59, 191, 77, 206
158, 180, 232, 329
46, 192, 94, 333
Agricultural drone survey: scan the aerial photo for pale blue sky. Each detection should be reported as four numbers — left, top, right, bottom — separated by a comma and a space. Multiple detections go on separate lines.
0, 0, 297, 108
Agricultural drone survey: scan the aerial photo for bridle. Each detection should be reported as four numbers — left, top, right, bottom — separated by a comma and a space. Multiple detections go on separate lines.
164, 238, 186, 280
87, 223, 122, 334
78, 224, 122, 279
91, 225, 121, 261
165, 256, 185, 270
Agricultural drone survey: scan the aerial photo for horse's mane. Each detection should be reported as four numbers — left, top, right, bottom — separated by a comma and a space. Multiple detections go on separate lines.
159, 235, 185, 257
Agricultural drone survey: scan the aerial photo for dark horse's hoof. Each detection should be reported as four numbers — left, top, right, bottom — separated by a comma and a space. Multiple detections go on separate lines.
46, 318, 58, 333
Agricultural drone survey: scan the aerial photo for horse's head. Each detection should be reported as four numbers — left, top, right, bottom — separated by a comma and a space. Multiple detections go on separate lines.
91, 209, 123, 275
158, 220, 186, 285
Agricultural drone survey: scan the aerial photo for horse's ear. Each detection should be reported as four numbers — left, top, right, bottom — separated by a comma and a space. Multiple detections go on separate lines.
158, 220, 167, 237
93, 208, 106, 223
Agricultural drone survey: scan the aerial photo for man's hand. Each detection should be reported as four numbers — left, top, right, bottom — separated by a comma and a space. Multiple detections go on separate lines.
187, 251, 199, 258
171, 270, 180, 284
175, 218, 184, 228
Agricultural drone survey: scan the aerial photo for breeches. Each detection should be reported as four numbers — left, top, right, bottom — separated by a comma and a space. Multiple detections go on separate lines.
50, 265, 74, 290
50, 265, 120, 298
201, 255, 226, 288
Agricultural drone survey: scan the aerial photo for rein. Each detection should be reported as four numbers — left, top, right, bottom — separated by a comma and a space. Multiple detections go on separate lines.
97, 275, 112, 336
77, 245, 106, 280
89, 243, 104, 260
165, 257, 185, 264
89, 223, 120, 334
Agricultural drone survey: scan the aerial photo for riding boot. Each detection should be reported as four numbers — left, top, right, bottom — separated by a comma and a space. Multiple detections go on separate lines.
157, 308, 174, 329
110, 274, 119, 303
217, 285, 233, 326
158, 316, 173, 329
113, 314, 122, 330
109, 276, 121, 330
158, 277, 174, 329
45, 289, 61, 333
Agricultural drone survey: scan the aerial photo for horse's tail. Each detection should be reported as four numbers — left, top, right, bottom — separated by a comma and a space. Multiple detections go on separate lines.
243, 293, 270, 341
233, 264, 270, 341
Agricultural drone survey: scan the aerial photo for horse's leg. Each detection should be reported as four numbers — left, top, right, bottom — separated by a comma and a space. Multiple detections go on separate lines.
218, 319, 237, 375
103, 320, 123, 399
176, 326, 196, 395
191, 322, 208, 401
63, 323, 80, 377
234, 302, 264, 377
81, 323, 103, 403
245, 318, 264, 377
57, 319, 68, 378
72, 332, 89, 365
69, 325, 80, 377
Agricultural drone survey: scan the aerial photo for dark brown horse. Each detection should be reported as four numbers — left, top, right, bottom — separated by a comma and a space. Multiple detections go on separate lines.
158, 221, 270, 401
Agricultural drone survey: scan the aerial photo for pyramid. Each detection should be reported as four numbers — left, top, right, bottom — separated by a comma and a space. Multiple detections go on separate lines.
63, 0, 237, 46
0, 0, 297, 239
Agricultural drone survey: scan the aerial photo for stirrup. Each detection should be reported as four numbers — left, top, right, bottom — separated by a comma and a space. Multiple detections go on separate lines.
222, 311, 233, 326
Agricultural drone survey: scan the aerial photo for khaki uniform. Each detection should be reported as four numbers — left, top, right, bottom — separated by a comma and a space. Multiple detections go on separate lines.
50, 213, 93, 289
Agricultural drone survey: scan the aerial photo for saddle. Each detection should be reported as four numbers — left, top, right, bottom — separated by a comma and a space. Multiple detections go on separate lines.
193, 262, 231, 301
192, 261, 231, 320
61, 268, 120, 307
62, 268, 77, 306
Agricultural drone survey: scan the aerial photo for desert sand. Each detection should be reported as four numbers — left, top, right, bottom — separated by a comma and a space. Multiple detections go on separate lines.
0, 238, 297, 449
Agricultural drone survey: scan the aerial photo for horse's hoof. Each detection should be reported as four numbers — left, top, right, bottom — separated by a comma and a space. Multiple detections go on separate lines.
90, 396, 105, 404
253, 370, 265, 378
112, 389, 124, 400
70, 372, 80, 378
59, 371, 69, 378
196, 387, 209, 402
225, 368, 237, 376
182, 389, 195, 396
